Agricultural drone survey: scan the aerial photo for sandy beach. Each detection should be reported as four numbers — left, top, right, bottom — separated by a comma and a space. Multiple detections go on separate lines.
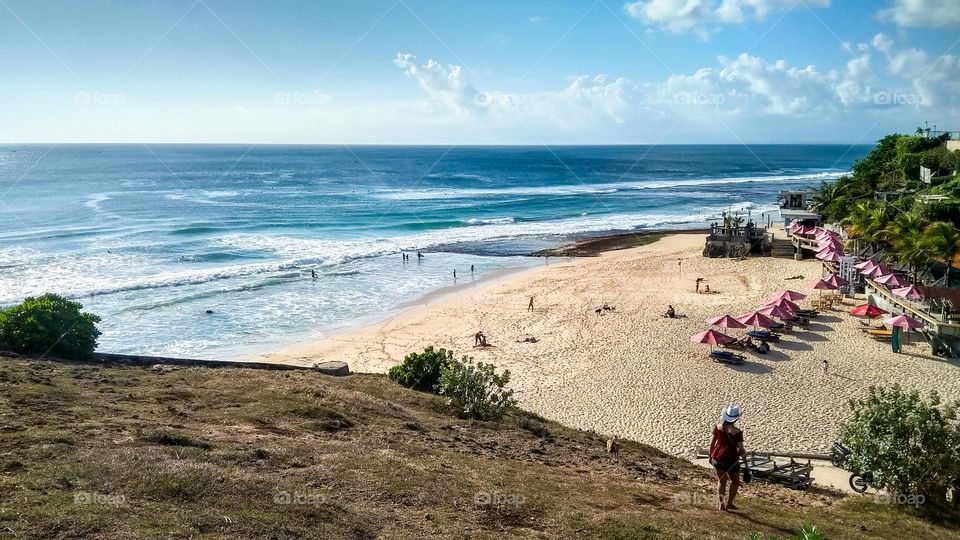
262, 233, 960, 455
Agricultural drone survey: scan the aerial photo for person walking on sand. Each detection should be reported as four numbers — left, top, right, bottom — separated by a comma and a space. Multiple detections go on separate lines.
528, 295, 534, 312
822, 359, 828, 374
708, 405, 748, 512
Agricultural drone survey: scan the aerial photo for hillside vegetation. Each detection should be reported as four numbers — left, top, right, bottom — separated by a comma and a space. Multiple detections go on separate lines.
2, 356, 958, 539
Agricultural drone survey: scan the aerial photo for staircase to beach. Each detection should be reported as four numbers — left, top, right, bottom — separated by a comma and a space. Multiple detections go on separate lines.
769, 237, 795, 258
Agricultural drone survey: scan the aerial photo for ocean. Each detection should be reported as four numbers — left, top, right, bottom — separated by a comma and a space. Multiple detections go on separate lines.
0, 144, 869, 358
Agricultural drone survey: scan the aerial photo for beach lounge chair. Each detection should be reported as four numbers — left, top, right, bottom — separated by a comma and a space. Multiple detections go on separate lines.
709, 350, 745, 365
747, 329, 780, 341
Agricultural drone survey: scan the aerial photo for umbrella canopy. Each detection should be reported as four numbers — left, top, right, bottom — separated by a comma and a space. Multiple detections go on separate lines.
816, 251, 842, 262
690, 329, 735, 345
788, 222, 801, 233
757, 304, 793, 319
808, 278, 838, 290
892, 285, 924, 300
768, 290, 806, 302
874, 273, 910, 287
883, 314, 924, 329
851, 304, 888, 318
764, 297, 801, 312
735, 311, 777, 328
706, 314, 747, 329
854, 259, 878, 270
863, 264, 892, 278
815, 244, 839, 255
824, 274, 849, 287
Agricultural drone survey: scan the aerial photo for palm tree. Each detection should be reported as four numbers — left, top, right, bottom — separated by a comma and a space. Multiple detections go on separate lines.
843, 201, 889, 253
890, 227, 930, 280
923, 221, 960, 286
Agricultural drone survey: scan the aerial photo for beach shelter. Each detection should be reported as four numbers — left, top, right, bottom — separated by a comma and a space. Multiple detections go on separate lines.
863, 263, 893, 278
706, 314, 747, 329
735, 311, 777, 328
764, 297, 801, 312
874, 273, 910, 288
824, 274, 849, 288
892, 285, 924, 300
768, 290, 806, 302
690, 329, 735, 351
816, 251, 842, 262
883, 314, 924, 351
850, 304, 888, 318
854, 259, 878, 270
757, 304, 793, 320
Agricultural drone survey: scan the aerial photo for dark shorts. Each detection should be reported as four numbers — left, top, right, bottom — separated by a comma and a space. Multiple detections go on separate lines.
710, 458, 741, 475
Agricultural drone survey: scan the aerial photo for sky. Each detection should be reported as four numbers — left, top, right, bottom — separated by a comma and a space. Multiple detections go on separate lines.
0, 0, 958, 144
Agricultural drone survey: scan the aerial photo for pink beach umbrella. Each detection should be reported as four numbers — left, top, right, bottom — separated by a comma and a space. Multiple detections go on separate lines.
691, 329, 735, 351
892, 285, 924, 300
815, 246, 841, 259
874, 273, 910, 288
854, 259, 878, 270
765, 297, 801, 312
883, 314, 924, 329
808, 278, 838, 297
816, 251, 842, 262
863, 263, 893, 278
856, 260, 879, 273
768, 290, 806, 302
824, 274, 849, 288
707, 314, 747, 329
757, 304, 793, 320
735, 311, 777, 328
818, 240, 844, 252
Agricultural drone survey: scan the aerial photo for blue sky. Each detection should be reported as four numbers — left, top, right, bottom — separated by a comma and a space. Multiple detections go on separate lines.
0, 0, 958, 144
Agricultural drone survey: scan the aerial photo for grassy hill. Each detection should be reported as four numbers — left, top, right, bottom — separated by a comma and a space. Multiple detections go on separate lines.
1, 356, 957, 539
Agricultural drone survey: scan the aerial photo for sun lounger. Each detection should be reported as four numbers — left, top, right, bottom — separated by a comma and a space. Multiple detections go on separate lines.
747, 330, 780, 341
709, 350, 745, 365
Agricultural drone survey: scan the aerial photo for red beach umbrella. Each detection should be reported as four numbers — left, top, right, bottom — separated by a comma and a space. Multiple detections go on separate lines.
757, 304, 793, 319
735, 311, 777, 328
883, 314, 924, 329
764, 297, 800, 312
706, 314, 747, 329
892, 285, 924, 300
874, 273, 910, 288
691, 329, 735, 351
850, 304, 888, 318
768, 290, 806, 302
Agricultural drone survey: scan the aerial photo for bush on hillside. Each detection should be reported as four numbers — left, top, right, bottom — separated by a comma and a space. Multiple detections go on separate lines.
840, 385, 960, 502
0, 293, 101, 359
437, 357, 515, 421
387, 346, 451, 391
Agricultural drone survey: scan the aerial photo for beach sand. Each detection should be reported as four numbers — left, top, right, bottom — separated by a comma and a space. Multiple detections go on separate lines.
262, 234, 960, 455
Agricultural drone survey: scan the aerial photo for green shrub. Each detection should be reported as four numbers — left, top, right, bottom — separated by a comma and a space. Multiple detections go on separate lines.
437, 357, 515, 420
840, 385, 960, 501
0, 293, 101, 359
387, 346, 451, 391
746, 523, 825, 540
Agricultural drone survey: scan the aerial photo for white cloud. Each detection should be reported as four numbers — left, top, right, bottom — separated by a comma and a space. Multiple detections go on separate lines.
878, 0, 960, 29
624, 0, 830, 36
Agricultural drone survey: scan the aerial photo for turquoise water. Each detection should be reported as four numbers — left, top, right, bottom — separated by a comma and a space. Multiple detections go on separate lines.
0, 144, 868, 357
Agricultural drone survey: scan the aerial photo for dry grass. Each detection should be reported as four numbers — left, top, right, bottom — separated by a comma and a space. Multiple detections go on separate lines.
0, 357, 957, 539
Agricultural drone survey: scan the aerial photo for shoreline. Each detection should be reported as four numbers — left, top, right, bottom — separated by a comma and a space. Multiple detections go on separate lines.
261, 232, 960, 456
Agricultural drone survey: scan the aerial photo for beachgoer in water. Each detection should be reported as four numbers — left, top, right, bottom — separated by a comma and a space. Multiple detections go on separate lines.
311, 269, 317, 279
453, 269, 457, 279
709, 405, 748, 511
417, 251, 423, 259
471, 264, 474, 274
665, 305, 676, 318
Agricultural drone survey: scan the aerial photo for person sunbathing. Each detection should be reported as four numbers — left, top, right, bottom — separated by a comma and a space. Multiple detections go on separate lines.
665, 305, 676, 318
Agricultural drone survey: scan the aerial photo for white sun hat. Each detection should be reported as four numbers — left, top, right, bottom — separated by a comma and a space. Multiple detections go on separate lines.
722, 404, 741, 423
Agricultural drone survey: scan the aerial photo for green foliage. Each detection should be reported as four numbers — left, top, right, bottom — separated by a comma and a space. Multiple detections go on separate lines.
386, 345, 452, 391
746, 523, 826, 540
840, 385, 960, 501
437, 357, 516, 420
0, 293, 101, 359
